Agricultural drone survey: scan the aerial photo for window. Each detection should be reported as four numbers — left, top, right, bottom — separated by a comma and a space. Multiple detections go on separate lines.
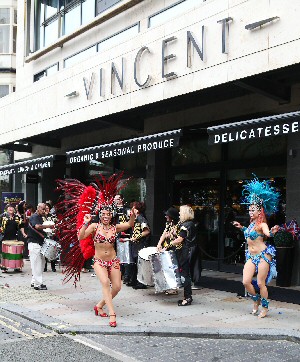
0, 8, 10, 24
0, 85, 9, 98
96, 0, 122, 15
0, 25, 9, 53
34, 63, 59, 82
97, 23, 139, 52
35, 0, 97, 50
64, 23, 139, 68
148, 0, 198, 28
64, 45, 97, 68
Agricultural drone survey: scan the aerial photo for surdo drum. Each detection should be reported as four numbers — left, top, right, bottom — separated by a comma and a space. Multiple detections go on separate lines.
1, 240, 24, 269
149, 250, 182, 293
137, 247, 157, 286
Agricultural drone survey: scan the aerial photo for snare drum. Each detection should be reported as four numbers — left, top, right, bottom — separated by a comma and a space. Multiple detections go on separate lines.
1, 240, 24, 269
40, 238, 59, 261
137, 247, 157, 286
149, 250, 182, 293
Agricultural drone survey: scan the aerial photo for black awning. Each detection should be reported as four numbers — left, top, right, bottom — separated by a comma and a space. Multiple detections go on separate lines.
0, 155, 54, 176
207, 111, 300, 145
66, 129, 182, 164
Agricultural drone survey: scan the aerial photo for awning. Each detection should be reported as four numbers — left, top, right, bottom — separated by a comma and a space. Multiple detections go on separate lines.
66, 129, 182, 164
0, 155, 54, 176
207, 110, 300, 145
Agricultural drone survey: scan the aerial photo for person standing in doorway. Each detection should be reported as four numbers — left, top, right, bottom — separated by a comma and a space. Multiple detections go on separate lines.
27, 203, 54, 290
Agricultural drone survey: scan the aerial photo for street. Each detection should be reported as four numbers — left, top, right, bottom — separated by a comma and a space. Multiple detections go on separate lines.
0, 309, 299, 362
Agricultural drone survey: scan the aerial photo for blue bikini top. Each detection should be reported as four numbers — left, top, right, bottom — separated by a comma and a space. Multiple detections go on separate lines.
243, 222, 264, 240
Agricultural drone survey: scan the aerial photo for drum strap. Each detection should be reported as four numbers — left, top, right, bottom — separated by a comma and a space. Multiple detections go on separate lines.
28, 223, 46, 240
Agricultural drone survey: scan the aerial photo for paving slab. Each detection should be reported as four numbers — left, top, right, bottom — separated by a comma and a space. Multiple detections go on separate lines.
0, 261, 300, 341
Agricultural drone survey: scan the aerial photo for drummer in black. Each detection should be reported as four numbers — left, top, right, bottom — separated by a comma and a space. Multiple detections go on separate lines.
157, 207, 180, 252
130, 201, 151, 289
0, 205, 22, 272
114, 194, 132, 284
166, 205, 196, 306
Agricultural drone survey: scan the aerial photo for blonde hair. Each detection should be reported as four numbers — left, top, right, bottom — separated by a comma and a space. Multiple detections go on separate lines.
179, 205, 194, 222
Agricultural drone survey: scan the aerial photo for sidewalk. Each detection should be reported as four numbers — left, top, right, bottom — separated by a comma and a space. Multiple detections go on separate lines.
0, 260, 300, 342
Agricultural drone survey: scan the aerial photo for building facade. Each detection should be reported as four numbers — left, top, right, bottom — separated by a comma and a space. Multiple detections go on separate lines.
0, 0, 300, 284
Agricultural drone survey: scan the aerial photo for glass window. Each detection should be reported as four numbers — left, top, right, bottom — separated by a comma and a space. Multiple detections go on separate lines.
148, 0, 197, 28
64, 45, 97, 68
64, 5, 81, 35
228, 136, 287, 161
0, 85, 9, 98
45, 0, 59, 19
82, 0, 95, 26
96, 0, 122, 15
34, 63, 59, 82
44, 19, 59, 47
97, 24, 139, 52
172, 136, 222, 166
0, 25, 10, 53
14, 10, 17, 24
0, 8, 10, 24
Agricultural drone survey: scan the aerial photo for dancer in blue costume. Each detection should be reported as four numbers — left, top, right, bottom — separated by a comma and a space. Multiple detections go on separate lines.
233, 177, 280, 318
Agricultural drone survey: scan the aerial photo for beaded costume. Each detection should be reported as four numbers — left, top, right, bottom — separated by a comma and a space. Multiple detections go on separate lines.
241, 176, 280, 309
55, 173, 127, 284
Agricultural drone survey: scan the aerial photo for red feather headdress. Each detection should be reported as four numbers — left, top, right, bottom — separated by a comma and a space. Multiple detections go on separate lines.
55, 172, 127, 285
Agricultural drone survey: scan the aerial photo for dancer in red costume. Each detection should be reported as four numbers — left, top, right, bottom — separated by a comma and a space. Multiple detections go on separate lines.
56, 173, 134, 327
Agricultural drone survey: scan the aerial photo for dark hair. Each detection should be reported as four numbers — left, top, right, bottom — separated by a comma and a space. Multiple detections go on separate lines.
17, 201, 27, 214
132, 201, 146, 213
45, 202, 52, 210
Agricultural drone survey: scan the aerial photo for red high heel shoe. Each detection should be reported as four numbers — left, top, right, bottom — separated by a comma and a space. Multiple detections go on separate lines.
93, 306, 108, 317
109, 314, 117, 327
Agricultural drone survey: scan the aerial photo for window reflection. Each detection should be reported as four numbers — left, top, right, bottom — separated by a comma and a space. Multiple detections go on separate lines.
0, 8, 10, 24
45, 20, 59, 47
64, 6, 81, 35
0, 25, 10, 53
0, 85, 9, 98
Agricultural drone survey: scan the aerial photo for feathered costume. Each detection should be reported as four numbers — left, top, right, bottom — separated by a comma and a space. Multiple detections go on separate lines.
242, 176, 280, 214
241, 176, 281, 311
55, 173, 127, 285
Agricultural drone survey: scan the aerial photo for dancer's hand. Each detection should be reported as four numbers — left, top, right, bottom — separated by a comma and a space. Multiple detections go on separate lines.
232, 221, 242, 229
271, 225, 279, 234
84, 214, 92, 223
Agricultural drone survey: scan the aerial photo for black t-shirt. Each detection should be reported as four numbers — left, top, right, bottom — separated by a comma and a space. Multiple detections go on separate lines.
27, 213, 46, 244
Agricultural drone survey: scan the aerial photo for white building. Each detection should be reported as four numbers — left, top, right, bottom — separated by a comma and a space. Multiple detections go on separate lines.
0, 0, 300, 285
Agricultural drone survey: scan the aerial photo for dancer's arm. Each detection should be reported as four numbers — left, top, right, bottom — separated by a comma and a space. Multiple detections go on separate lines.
78, 214, 96, 240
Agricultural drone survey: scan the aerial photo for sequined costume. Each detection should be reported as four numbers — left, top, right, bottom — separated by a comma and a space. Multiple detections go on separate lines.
55, 173, 128, 285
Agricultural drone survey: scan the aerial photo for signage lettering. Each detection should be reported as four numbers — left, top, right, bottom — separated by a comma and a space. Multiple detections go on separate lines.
210, 120, 300, 144
68, 136, 179, 164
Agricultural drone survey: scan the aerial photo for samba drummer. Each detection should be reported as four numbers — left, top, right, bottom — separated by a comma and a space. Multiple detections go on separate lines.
157, 207, 180, 295
164, 205, 196, 306
0, 204, 23, 273
130, 202, 151, 289
27, 203, 54, 290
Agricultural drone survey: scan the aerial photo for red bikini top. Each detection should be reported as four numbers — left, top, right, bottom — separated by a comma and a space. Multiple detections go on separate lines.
93, 225, 116, 244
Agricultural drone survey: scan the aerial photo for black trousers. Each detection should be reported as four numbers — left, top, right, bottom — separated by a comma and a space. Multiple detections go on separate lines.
176, 249, 192, 300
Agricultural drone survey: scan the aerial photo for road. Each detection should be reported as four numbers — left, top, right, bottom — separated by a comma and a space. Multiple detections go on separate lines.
0, 309, 299, 362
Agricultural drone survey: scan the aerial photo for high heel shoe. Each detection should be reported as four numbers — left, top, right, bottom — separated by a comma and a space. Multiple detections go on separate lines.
258, 308, 268, 318
93, 306, 108, 317
109, 314, 117, 327
251, 299, 261, 315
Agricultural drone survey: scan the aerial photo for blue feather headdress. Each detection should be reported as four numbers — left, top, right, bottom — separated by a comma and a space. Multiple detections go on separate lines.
242, 176, 280, 215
